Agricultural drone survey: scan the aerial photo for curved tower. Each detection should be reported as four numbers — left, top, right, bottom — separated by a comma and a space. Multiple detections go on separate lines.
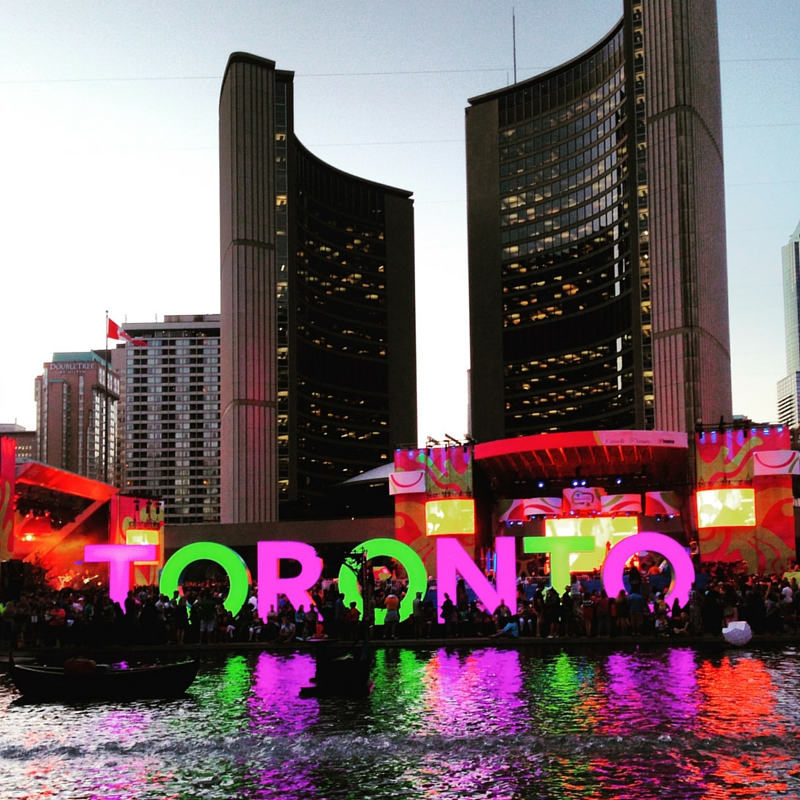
778, 218, 800, 427
220, 53, 416, 523
466, 0, 731, 440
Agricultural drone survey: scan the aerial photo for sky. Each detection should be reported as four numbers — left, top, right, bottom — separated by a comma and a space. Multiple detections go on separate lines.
0, 0, 798, 441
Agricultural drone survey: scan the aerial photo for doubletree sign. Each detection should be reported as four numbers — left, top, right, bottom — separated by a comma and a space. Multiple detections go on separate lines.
84, 531, 694, 617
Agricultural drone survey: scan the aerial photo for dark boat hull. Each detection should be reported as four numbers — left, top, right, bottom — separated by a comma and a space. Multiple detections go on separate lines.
10, 660, 199, 701
300, 642, 374, 698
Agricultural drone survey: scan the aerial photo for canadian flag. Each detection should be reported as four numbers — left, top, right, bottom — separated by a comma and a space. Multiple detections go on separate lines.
108, 318, 147, 346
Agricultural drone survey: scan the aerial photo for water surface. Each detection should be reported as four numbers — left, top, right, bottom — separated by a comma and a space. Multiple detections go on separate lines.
1, 645, 799, 799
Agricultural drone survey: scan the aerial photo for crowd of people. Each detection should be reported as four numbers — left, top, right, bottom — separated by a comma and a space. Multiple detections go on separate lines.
2, 559, 800, 649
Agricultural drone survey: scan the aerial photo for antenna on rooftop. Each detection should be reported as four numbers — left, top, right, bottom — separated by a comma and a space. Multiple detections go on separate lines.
512, 8, 517, 84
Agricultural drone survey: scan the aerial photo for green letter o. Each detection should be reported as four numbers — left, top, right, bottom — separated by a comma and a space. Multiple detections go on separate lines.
160, 542, 250, 614
338, 538, 427, 625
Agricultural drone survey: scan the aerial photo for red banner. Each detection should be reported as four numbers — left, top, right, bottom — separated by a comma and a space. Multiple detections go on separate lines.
0, 437, 15, 559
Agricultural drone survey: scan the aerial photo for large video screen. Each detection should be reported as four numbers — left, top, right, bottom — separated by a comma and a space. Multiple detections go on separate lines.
425, 499, 475, 536
545, 516, 638, 573
696, 488, 756, 528
126, 528, 159, 546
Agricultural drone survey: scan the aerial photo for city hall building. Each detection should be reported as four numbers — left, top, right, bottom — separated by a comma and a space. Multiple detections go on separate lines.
466, 0, 732, 441
219, 53, 417, 524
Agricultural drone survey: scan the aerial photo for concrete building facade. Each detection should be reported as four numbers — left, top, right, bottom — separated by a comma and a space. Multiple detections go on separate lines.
117, 315, 221, 525
219, 53, 417, 524
35, 352, 119, 484
466, 0, 732, 441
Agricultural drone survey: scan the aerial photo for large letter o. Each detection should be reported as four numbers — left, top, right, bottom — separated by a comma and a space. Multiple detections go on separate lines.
160, 542, 250, 614
338, 538, 427, 625
601, 532, 694, 609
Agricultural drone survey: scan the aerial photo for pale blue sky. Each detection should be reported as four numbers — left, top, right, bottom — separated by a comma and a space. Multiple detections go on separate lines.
0, 1, 798, 439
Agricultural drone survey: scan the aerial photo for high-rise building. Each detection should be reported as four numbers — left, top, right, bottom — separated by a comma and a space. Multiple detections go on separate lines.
118, 315, 221, 525
466, 0, 732, 441
777, 218, 800, 427
219, 53, 417, 523
35, 352, 119, 483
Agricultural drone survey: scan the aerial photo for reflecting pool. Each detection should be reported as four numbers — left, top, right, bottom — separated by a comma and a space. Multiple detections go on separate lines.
2, 646, 800, 799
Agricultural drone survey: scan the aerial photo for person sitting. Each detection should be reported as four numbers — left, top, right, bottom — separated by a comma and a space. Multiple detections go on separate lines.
219, 609, 237, 641
672, 611, 691, 636
248, 615, 263, 642
276, 618, 296, 643
491, 619, 520, 639
305, 603, 320, 639
518, 601, 536, 636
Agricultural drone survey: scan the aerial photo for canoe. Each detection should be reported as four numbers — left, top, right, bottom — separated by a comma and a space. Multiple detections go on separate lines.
9, 657, 199, 701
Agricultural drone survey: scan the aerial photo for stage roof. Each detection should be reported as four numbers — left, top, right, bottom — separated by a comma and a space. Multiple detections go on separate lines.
15, 461, 118, 502
474, 430, 689, 492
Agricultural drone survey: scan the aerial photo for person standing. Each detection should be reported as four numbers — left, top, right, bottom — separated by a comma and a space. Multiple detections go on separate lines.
344, 601, 360, 640
124, 590, 140, 642
174, 597, 189, 645
196, 591, 217, 644
595, 590, 610, 637
384, 591, 400, 639
628, 565, 642, 596
440, 593, 456, 638
544, 588, 560, 638
628, 590, 644, 636
412, 591, 424, 638
334, 593, 346, 639
295, 605, 307, 641
615, 590, 630, 636
494, 599, 512, 633
581, 590, 595, 637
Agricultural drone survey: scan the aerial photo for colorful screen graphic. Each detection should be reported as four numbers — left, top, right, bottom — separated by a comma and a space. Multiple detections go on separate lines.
425, 499, 475, 536
696, 489, 756, 529
394, 446, 472, 496
125, 528, 159, 546
562, 487, 603, 513
545, 516, 638, 573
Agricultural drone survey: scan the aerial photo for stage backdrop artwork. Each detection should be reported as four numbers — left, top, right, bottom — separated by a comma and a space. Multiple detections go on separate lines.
544, 516, 638, 574
109, 494, 164, 587
393, 446, 475, 574
695, 428, 795, 574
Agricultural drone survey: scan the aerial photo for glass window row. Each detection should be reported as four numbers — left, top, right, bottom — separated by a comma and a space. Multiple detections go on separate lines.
500, 90, 624, 164
501, 169, 621, 225
500, 122, 623, 180
296, 148, 388, 224
124, 338, 219, 349
498, 30, 624, 127
499, 69, 624, 147
501, 149, 620, 197
502, 206, 623, 261
501, 185, 624, 243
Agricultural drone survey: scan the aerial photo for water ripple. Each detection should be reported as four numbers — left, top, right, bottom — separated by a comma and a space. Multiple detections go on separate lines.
1, 647, 800, 799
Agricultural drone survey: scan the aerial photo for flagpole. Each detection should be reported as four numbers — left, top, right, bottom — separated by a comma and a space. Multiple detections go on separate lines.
104, 309, 109, 484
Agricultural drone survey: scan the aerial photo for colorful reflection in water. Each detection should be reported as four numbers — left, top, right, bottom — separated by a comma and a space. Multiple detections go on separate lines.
1, 646, 800, 799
